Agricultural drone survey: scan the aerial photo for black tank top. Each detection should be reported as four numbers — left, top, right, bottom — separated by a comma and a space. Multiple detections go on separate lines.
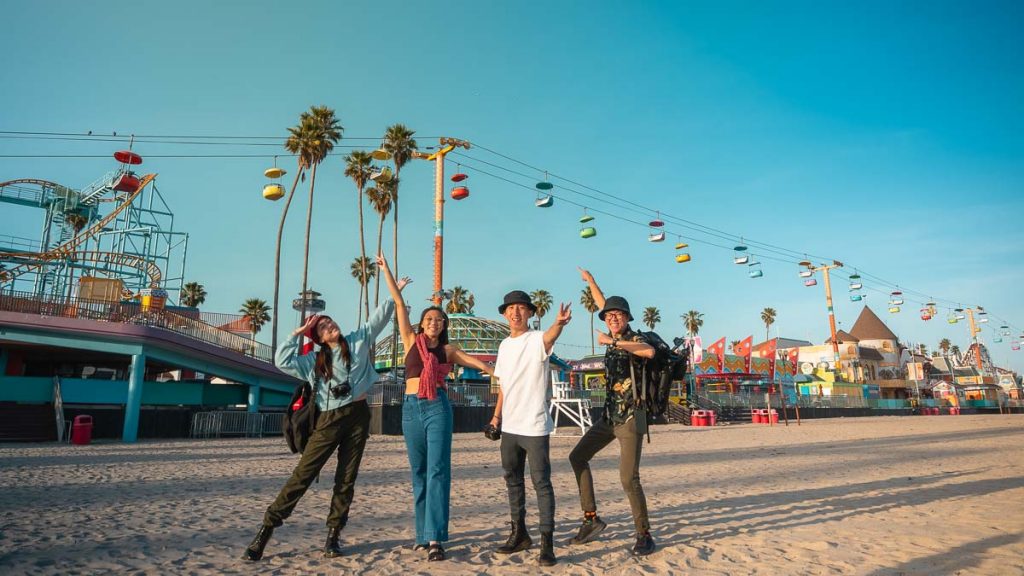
405, 341, 448, 379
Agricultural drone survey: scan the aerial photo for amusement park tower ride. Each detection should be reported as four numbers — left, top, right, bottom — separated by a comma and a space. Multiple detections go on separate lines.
0, 150, 187, 303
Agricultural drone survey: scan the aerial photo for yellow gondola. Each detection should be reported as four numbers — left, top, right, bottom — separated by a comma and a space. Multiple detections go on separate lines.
674, 242, 688, 250
580, 227, 597, 239
263, 183, 285, 201
675, 253, 691, 263
264, 167, 286, 179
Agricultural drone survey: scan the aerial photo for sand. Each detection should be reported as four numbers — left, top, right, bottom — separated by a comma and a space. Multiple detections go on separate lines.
1, 414, 1022, 575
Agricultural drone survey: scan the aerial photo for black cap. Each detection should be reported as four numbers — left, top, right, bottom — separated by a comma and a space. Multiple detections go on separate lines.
498, 290, 537, 314
598, 296, 633, 321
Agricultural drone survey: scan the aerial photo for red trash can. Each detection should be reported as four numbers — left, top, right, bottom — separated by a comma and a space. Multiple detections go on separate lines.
71, 415, 93, 445
708, 410, 717, 427
751, 409, 762, 424
948, 406, 959, 415
768, 409, 779, 424
692, 409, 707, 427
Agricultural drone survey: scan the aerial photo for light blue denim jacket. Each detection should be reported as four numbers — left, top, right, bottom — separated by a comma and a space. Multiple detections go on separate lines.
275, 299, 395, 411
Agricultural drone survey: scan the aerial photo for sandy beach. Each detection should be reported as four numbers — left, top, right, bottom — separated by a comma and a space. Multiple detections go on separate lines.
1, 415, 1022, 575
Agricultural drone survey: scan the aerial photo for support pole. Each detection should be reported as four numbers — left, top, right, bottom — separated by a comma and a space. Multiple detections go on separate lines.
248, 384, 260, 414
432, 150, 445, 305
123, 353, 145, 442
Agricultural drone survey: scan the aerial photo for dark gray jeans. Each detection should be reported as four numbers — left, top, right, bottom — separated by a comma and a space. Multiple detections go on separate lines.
568, 415, 650, 533
500, 432, 555, 533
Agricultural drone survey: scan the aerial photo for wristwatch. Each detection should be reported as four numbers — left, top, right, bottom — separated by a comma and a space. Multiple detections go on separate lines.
611, 337, 620, 349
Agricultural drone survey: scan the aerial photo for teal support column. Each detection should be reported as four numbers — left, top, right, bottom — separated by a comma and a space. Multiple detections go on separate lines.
123, 353, 146, 443
0, 347, 8, 378
247, 384, 260, 413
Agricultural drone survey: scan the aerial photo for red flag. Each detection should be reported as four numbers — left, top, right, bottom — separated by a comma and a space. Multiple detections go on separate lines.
761, 338, 778, 379
787, 348, 800, 375
706, 337, 726, 372
736, 335, 753, 372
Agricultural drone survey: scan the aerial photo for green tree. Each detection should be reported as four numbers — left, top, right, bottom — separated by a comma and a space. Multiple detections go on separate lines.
181, 281, 207, 308
951, 344, 961, 362
297, 106, 342, 326
682, 310, 704, 338
580, 286, 599, 354
761, 307, 776, 341
344, 150, 374, 320
530, 289, 553, 328
271, 112, 316, 350
349, 256, 377, 322
939, 338, 951, 355
240, 298, 272, 355
63, 213, 89, 303
366, 178, 395, 306
643, 306, 661, 331
382, 124, 417, 276
445, 286, 475, 314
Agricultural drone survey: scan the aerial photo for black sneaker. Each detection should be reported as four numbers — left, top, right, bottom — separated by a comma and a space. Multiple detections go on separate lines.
631, 532, 656, 556
570, 516, 607, 545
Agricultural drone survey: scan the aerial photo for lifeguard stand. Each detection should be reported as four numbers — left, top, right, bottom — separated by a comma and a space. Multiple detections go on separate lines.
550, 372, 592, 436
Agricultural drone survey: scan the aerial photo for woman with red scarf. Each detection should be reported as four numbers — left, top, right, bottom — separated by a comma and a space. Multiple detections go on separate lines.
378, 255, 494, 561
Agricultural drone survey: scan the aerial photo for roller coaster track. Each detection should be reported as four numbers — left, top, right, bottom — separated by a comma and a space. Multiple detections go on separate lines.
0, 174, 157, 288
0, 250, 163, 287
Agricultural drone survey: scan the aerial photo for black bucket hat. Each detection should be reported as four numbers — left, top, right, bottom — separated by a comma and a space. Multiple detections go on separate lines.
498, 290, 537, 314
598, 296, 633, 321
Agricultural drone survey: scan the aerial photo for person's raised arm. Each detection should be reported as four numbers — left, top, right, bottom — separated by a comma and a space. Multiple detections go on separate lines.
377, 254, 414, 348
447, 345, 494, 377
579, 267, 606, 310
275, 316, 318, 379
542, 302, 572, 354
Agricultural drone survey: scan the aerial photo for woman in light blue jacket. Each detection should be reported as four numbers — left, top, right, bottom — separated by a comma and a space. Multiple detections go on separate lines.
243, 258, 408, 562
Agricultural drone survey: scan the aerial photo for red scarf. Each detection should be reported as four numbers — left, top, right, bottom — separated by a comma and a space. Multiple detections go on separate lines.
416, 333, 452, 400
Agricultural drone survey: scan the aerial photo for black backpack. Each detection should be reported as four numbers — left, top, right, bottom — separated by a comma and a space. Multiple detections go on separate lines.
639, 331, 689, 421
284, 381, 319, 454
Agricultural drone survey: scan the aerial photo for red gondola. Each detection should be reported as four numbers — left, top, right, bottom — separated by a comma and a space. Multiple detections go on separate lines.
451, 186, 469, 200
114, 150, 143, 165
451, 173, 468, 183
112, 173, 140, 192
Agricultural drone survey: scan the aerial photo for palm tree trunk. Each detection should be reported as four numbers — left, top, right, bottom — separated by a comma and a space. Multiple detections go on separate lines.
374, 215, 385, 306
299, 163, 319, 322
271, 167, 304, 351
390, 166, 401, 374
357, 182, 368, 324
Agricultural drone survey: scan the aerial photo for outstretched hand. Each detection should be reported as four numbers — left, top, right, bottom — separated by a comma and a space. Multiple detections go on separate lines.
578, 267, 594, 284
554, 302, 572, 326
595, 330, 614, 346
397, 277, 412, 291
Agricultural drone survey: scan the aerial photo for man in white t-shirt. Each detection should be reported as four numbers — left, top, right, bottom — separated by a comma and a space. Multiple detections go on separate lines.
489, 290, 571, 567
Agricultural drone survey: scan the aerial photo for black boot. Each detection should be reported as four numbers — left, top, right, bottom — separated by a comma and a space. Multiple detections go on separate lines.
496, 519, 532, 554
631, 531, 656, 557
538, 531, 556, 566
324, 526, 343, 558
241, 524, 274, 561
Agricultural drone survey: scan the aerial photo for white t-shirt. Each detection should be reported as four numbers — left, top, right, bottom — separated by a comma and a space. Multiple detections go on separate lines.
495, 330, 554, 437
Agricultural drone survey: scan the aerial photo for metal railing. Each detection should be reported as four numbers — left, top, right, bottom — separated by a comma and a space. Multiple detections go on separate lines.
0, 290, 274, 363
365, 382, 498, 407
190, 411, 284, 438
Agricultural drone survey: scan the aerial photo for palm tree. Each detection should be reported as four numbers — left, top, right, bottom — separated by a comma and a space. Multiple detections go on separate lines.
344, 150, 374, 320
951, 344, 961, 363
297, 106, 342, 325
382, 124, 417, 276
682, 310, 704, 338
63, 213, 89, 303
349, 257, 377, 322
643, 306, 661, 331
530, 289, 553, 328
181, 282, 207, 308
366, 178, 395, 306
939, 338, 951, 355
240, 298, 271, 355
445, 286, 475, 314
271, 113, 316, 350
580, 286, 598, 354
761, 307, 776, 341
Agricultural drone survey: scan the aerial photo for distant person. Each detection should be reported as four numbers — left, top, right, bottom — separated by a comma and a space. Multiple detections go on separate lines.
568, 268, 656, 556
242, 257, 405, 562
489, 290, 571, 566
378, 255, 495, 562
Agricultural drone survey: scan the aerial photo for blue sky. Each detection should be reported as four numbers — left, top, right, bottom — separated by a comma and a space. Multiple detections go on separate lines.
2, 1, 1022, 371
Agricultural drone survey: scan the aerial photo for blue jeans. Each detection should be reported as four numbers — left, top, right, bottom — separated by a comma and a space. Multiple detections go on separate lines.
402, 390, 453, 543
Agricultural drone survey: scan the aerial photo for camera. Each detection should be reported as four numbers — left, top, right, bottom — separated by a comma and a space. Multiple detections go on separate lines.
330, 381, 352, 399
483, 422, 501, 441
